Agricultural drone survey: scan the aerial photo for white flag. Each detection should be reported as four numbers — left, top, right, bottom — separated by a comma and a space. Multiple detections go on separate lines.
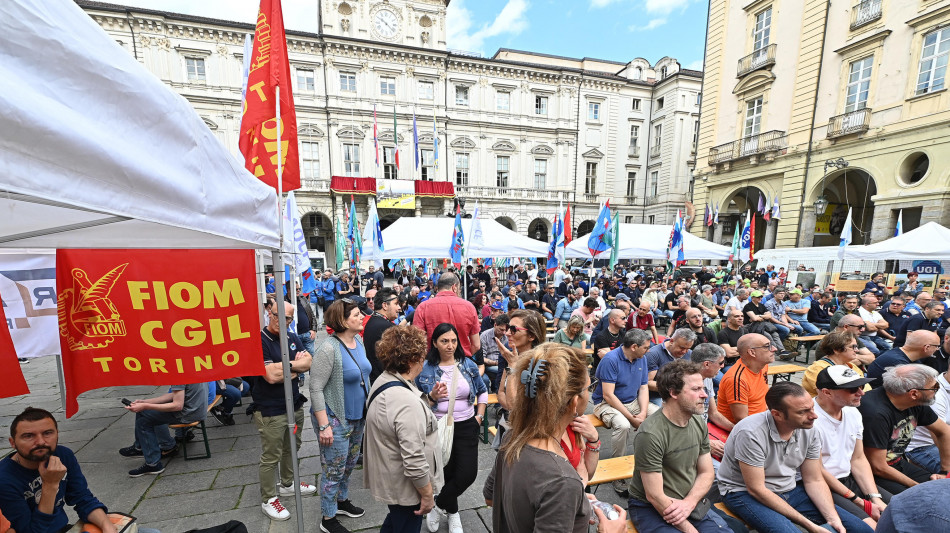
838, 207, 853, 260
470, 201, 485, 248
362, 201, 384, 268
283, 191, 311, 272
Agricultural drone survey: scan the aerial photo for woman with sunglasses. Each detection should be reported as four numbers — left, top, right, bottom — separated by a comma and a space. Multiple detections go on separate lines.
801, 331, 869, 397
310, 298, 371, 533
415, 323, 488, 533
484, 343, 627, 533
494, 311, 547, 447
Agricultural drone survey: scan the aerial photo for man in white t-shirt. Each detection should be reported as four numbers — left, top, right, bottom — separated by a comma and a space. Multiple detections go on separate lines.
858, 293, 892, 355
525, 263, 538, 283
813, 366, 889, 526
906, 365, 950, 473
724, 288, 749, 318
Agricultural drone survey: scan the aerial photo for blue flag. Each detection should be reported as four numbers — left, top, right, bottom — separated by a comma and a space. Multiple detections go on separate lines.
587, 201, 612, 257
347, 196, 358, 264
546, 212, 563, 276
450, 206, 465, 267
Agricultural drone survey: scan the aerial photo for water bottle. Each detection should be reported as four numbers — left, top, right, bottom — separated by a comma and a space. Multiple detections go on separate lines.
589, 500, 620, 523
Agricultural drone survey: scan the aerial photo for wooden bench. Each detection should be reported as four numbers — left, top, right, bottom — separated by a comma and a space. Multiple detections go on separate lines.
792, 334, 826, 364
588, 454, 635, 485
767, 363, 806, 384
169, 394, 221, 460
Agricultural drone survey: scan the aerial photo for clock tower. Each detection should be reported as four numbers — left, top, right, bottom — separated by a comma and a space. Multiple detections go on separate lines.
322, 0, 449, 50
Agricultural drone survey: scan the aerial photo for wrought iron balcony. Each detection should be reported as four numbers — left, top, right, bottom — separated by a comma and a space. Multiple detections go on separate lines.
827, 108, 871, 139
851, 0, 882, 30
737, 44, 776, 77
708, 130, 788, 164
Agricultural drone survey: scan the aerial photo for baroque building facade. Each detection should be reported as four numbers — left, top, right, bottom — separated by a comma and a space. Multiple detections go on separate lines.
692, 0, 950, 252
80, 0, 701, 268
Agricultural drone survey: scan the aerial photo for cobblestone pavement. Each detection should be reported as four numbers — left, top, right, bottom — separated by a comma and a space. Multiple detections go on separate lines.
2, 335, 808, 532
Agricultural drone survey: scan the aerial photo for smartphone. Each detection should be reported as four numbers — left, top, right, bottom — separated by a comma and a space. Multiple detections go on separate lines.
120, 398, 132, 406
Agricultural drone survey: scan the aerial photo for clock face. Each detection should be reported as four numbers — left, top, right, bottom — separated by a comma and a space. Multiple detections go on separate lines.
373, 9, 399, 39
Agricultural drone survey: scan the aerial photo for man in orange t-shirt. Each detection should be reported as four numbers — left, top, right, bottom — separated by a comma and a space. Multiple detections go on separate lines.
717, 332, 774, 424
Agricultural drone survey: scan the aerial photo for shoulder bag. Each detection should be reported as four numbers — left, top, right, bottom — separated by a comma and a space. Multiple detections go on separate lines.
334, 336, 370, 419
436, 364, 460, 464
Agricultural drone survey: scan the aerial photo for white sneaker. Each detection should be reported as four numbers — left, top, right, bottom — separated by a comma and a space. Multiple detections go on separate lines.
278, 482, 317, 497
261, 497, 291, 521
447, 512, 463, 533
425, 509, 442, 532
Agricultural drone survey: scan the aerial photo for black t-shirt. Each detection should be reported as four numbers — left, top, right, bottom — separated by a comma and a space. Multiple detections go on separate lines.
522, 290, 540, 309
670, 309, 687, 328
678, 325, 717, 348
895, 313, 941, 347
664, 292, 679, 310
717, 325, 746, 348
253, 329, 304, 416
743, 301, 768, 318
362, 314, 394, 383
858, 386, 938, 462
593, 328, 625, 359
541, 292, 558, 312
481, 315, 495, 333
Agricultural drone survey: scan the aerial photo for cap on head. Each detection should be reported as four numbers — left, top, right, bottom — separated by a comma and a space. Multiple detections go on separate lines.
615, 293, 631, 301
816, 365, 873, 390
751, 290, 764, 298
789, 288, 803, 295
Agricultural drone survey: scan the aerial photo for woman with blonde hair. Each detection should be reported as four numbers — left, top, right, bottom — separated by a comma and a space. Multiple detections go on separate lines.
483, 343, 627, 533
552, 315, 589, 349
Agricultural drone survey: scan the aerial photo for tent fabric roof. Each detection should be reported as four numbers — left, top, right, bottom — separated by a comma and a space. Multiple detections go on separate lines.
0, 0, 280, 249
366, 217, 550, 259
564, 223, 731, 260
845, 222, 950, 260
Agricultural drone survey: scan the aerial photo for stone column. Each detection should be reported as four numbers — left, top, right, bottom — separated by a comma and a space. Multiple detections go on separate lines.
798, 207, 817, 248
764, 219, 777, 249
713, 221, 724, 245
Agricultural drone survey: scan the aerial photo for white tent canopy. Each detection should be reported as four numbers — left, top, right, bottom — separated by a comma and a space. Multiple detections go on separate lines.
845, 222, 950, 260
0, 0, 279, 250
564, 223, 732, 260
754, 245, 869, 264
366, 216, 550, 259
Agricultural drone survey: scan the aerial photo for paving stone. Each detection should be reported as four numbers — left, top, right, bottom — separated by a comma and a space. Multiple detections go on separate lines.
147, 470, 218, 498
161, 448, 261, 475
214, 464, 260, 488
133, 485, 242, 522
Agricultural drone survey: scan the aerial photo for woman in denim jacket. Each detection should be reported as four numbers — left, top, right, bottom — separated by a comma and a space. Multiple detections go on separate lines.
415, 322, 488, 533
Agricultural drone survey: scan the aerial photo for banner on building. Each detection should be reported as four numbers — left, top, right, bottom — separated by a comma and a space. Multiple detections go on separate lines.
56, 249, 265, 417
814, 202, 850, 236
376, 179, 416, 209
0, 252, 60, 358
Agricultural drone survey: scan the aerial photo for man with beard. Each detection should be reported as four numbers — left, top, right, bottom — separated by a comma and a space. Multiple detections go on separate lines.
0, 408, 159, 533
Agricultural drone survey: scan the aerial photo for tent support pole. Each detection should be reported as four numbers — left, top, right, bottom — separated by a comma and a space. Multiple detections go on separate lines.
56, 353, 67, 412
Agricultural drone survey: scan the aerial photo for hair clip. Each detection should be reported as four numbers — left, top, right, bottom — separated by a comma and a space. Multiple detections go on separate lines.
520, 357, 547, 398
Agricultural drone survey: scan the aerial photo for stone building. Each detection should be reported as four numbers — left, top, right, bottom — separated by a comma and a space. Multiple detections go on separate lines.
692, 0, 950, 251
80, 0, 701, 268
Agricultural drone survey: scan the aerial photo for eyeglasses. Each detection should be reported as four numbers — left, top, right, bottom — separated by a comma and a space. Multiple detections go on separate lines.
844, 324, 866, 330
924, 343, 942, 349
269, 312, 293, 322
751, 343, 774, 351
382, 296, 398, 305
507, 325, 528, 334
847, 345, 860, 350
915, 386, 941, 393
842, 387, 862, 393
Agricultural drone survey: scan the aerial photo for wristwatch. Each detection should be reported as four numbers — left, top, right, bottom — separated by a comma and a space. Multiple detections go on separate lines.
866, 493, 883, 500
318, 423, 331, 431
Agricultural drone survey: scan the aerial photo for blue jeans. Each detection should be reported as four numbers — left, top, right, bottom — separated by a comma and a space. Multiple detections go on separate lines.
858, 336, 881, 356
906, 444, 941, 474
863, 335, 891, 354
315, 412, 365, 517
628, 498, 731, 532
542, 312, 554, 320
300, 331, 317, 355
773, 323, 791, 339
723, 485, 873, 533
219, 382, 245, 414
798, 321, 821, 335
380, 503, 424, 533
134, 410, 179, 466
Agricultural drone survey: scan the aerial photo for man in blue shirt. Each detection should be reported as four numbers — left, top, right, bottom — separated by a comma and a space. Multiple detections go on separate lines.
320, 270, 336, 314
646, 329, 696, 405
591, 329, 659, 495
553, 289, 580, 329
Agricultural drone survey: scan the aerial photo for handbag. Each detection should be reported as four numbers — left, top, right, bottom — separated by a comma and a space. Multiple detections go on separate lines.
436, 364, 460, 464
687, 497, 712, 522
69, 512, 137, 533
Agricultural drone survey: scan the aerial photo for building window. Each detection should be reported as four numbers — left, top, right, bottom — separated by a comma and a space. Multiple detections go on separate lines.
380, 76, 396, 96
660, 66, 668, 79
916, 28, 950, 96
343, 143, 360, 176
535, 95, 548, 115
300, 141, 319, 179
649, 171, 658, 196
653, 123, 662, 148
632, 98, 641, 111
626, 171, 637, 197
845, 56, 873, 112
383, 146, 398, 179
753, 7, 772, 58
420, 149, 434, 181
456, 153, 469, 186
629, 125, 639, 149
744, 97, 763, 137
696, 93, 702, 106
692, 120, 700, 146
296, 68, 315, 91
497, 91, 510, 111
418, 80, 434, 100
340, 72, 356, 92
585, 162, 597, 194
456, 85, 469, 106
588, 101, 600, 121
656, 97, 664, 110
185, 57, 206, 82
648, 215, 655, 224
496, 156, 510, 187
534, 159, 547, 189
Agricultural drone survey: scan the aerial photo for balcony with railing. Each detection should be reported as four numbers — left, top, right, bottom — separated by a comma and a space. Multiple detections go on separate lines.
582, 193, 599, 203
454, 185, 572, 202
708, 130, 788, 165
628, 145, 640, 158
650, 143, 662, 158
737, 44, 776, 77
302, 178, 331, 191
850, 0, 882, 30
827, 108, 871, 139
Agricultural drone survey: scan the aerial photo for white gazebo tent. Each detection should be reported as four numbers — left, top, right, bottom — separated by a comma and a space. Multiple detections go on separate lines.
366, 216, 550, 259
564, 223, 732, 260
845, 222, 950, 260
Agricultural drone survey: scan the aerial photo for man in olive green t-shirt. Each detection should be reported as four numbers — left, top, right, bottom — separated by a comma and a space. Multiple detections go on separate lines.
628, 360, 730, 532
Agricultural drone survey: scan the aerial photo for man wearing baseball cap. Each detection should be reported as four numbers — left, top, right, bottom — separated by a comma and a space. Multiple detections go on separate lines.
813, 366, 889, 527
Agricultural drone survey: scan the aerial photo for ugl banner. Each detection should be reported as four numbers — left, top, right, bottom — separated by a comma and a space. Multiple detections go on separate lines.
57, 249, 265, 417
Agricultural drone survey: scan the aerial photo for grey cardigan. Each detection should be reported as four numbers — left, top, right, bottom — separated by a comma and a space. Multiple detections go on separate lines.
309, 334, 365, 427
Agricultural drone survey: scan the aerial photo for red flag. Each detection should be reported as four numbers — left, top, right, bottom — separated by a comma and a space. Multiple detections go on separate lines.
238, 0, 300, 192
0, 298, 30, 399
564, 203, 573, 245
56, 249, 265, 417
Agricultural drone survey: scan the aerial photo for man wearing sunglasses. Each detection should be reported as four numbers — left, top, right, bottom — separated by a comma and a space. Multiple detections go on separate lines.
894, 300, 946, 348
867, 330, 941, 389
362, 288, 398, 384
859, 364, 950, 495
